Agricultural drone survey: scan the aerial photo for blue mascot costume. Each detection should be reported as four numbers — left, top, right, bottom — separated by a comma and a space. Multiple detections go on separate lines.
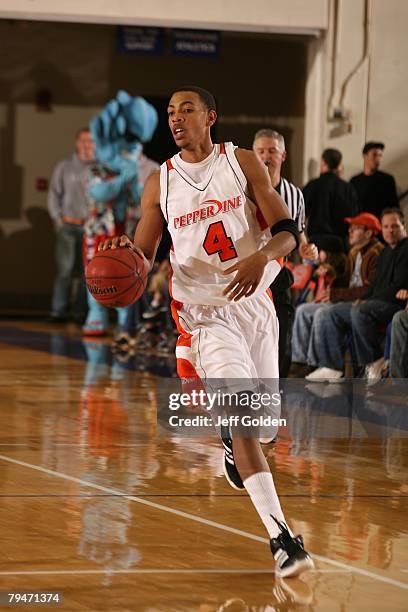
83, 91, 158, 336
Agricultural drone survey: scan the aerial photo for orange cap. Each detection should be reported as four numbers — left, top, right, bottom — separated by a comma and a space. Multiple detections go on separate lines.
345, 213, 381, 234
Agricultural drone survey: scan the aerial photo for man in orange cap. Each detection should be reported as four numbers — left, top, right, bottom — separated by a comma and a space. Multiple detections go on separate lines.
292, 212, 383, 376
344, 212, 382, 232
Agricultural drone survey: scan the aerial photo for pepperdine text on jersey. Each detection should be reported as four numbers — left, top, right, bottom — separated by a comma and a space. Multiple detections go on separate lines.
173, 195, 242, 229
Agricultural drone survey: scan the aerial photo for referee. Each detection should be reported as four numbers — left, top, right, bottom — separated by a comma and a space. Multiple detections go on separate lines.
253, 129, 317, 377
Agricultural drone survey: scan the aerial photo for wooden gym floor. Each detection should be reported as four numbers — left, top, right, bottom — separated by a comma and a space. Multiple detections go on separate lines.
0, 321, 406, 611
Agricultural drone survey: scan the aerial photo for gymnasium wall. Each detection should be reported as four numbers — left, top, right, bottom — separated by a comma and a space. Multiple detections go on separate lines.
304, 0, 408, 207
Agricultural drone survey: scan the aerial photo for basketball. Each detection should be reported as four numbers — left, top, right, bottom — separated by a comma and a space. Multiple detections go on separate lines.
85, 247, 148, 308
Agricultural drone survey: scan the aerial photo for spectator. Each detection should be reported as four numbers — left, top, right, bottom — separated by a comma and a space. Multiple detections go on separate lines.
303, 148, 360, 250
308, 242, 348, 300
252, 128, 318, 377
48, 128, 94, 323
133, 148, 160, 221
390, 290, 408, 378
350, 142, 398, 218
292, 213, 383, 368
139, 150, 160, 184
306, 208, 408, 381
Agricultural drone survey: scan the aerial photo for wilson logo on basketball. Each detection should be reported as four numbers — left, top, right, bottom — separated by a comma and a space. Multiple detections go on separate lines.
173, 195, 242, 229
88, 284, 118, 295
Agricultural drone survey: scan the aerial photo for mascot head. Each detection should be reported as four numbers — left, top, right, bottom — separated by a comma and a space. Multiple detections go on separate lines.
90, 90, 158, 164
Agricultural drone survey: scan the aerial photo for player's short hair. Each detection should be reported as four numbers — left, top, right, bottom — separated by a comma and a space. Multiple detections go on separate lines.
253, 129, 285, 150
381, 207, 405, 224
76, 127, 90, 139
363, 141, 385, 155
171, 85, 217, 112
322, 148, 342, 170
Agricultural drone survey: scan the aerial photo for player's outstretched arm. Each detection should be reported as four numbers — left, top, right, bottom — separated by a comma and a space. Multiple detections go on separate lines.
132, 172, 163, 266
98, 172, 163, 270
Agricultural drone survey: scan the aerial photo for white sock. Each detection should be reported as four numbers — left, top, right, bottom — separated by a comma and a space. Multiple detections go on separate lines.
243, 471, 291, 539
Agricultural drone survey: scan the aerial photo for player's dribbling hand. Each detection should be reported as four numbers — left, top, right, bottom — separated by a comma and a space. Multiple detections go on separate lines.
98, 235, 145, 259
222, 252, 267, 301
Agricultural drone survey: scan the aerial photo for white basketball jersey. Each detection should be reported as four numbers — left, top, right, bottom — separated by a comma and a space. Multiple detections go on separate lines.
160, 142, 281, 306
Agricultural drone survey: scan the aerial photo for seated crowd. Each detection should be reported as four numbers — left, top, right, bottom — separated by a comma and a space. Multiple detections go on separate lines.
291, 140, 407, 380
292, 208, 408, 381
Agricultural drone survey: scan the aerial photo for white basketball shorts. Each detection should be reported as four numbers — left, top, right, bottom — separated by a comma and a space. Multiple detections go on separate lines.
171, 291, 279, 383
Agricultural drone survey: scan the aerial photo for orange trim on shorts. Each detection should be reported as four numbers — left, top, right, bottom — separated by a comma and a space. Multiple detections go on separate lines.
177, 359, 205, 398
177, 357, 197, 379
176, 334, 192, 348
171, 300, 191, 337
168, 272, 204, 386
168, 272, 191, 337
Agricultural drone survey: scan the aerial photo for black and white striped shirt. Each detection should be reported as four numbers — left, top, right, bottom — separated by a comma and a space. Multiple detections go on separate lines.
275, 177, 305, 232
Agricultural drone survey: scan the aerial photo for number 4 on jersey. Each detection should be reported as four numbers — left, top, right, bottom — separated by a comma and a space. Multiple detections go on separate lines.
203, 221, 237, 262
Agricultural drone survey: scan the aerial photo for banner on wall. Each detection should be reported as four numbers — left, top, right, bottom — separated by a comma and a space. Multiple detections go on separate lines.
172, 29, 220, 57
116, 26, 164, 55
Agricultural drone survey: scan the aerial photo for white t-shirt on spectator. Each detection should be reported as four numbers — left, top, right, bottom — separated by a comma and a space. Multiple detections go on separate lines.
349, 251, 363, 288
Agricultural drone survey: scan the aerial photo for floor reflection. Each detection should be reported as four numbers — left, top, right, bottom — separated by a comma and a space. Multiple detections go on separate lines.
0, 326, 177, 377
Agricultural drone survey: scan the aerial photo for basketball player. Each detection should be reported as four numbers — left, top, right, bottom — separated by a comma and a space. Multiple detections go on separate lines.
100, 86, 314, 577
